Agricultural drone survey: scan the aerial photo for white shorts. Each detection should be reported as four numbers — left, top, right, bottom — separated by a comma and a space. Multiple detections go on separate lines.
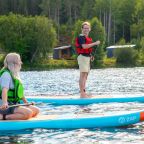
77, 54, 90, 72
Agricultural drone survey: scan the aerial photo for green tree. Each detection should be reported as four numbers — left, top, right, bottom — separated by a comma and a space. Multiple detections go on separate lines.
116, 0, 135, 42
139, 37, 144, 65
31, 16, 57, 62
90, 17, 106, 67
93, 0, 135, 44
72, 19, 83, 46
0, 0, 9, 14
0, 13, 57, 63
80, 0, 95, 20
133, 0, 144, 23
131, 19, 144, 40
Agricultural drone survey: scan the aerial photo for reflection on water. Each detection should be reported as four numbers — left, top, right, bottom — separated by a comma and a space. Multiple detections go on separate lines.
21, 67, 144, 96
1, 67, 144, 144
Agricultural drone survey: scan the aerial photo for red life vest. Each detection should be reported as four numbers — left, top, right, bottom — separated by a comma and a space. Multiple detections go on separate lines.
75, 36, 93, 55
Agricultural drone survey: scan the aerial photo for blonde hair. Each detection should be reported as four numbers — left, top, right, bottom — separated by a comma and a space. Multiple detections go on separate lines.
4, 53, 22, 79
81, 21, 91, 28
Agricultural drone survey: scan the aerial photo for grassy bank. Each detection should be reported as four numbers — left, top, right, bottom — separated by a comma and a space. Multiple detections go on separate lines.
26, 58, 144, 70
0, 54, 143, 71
23, 59, 78, 71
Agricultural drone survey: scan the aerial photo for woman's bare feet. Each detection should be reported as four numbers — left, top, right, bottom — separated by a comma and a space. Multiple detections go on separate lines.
81, 89, 93, 98
80, 93, 92, 98
86, 93, 93, 98
80, 91, 88, 98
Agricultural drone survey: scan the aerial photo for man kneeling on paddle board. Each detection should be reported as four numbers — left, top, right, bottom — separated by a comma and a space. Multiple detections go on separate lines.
0, 53, 39, 120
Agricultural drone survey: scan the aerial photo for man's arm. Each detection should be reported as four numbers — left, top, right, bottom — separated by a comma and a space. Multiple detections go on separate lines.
22, 97, 28, 104
1, 88, 9, 109
0, 72, 12, 109
82, 41, 100, 49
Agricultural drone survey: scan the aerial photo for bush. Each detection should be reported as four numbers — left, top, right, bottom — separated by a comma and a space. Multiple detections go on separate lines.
33, 59, 78, 70
115, 48, 138, 66
103, 57, 116, 67
138, 50, 144, 65
0, 13, 57, 63
0, 53, 5, 68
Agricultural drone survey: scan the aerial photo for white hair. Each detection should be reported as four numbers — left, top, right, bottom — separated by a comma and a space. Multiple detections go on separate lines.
4, 53, 22, 79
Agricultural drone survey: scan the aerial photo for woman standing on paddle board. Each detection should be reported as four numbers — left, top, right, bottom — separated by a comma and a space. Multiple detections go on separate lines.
0, 53, 39, 120
76, 22, 100, 98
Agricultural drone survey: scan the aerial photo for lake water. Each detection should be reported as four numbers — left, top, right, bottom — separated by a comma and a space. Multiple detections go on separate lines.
0, 67, 144, 144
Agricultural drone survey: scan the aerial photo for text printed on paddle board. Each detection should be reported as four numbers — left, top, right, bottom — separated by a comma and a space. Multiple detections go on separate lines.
118, 116, 137, 124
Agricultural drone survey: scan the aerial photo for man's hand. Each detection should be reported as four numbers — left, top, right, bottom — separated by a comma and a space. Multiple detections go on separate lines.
0, 102, 9, 110
90, 56, 95, 62
95, 40, 100, 46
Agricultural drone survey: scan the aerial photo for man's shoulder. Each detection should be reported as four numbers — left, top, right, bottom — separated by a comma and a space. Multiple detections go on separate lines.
77, 34, 85, 40
78, 34, 85, 37
1, 71, 12, 79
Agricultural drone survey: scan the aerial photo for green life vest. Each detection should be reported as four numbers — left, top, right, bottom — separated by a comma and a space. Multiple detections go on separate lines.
0, 68, 24, 103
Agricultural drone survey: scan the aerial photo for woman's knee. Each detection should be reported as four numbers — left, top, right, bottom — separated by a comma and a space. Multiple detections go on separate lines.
34, 107, 40, 115
25, 109, 33, 119
15, 107, 33, 120
29, 106, 40, 116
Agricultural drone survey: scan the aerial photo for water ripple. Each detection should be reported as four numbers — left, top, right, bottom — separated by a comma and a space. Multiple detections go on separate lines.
1, 67, 144, 143
21, 67, 144, 96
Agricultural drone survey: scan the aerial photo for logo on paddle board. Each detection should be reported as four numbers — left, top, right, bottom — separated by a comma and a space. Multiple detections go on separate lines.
118, 117, 125, 124
118, 116, 136, 124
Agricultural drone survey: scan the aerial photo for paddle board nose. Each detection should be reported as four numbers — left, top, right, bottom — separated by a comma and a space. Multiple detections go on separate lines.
140, 112, 144, 121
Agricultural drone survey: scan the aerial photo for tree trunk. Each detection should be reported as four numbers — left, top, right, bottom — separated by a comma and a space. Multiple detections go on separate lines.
57, 7, 60, 41
104, 11, 106, 33
122, 23, 125, 38
48, 7, 51, 18
99, 9, 102, 22
113, 16, 116, 44
108, 0, 112, 45
69, 2, 72, 25
74, 9, 77, 21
